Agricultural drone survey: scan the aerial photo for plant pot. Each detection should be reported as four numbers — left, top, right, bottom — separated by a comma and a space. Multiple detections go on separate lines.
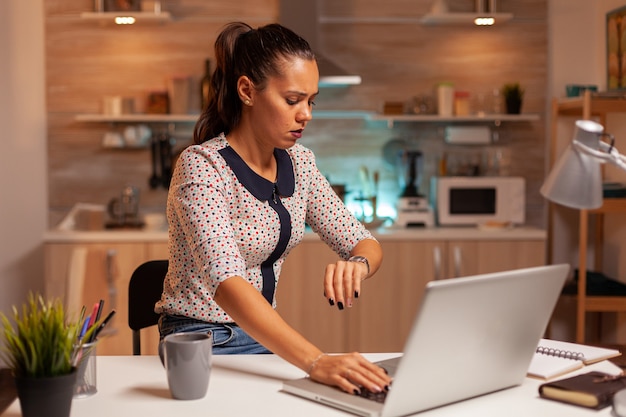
14, 370, 77, 417
505, 97, 522, 114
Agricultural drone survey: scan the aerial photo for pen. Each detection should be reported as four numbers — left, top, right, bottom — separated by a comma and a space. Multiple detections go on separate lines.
93, 309, 116, 340
95, 299, 104, 322
87, 302, 100, 329
79, 315, 91, 340
89, 299, 105, 342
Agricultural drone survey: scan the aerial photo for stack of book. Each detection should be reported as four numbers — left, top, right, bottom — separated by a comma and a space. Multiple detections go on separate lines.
530, 339, 625, 410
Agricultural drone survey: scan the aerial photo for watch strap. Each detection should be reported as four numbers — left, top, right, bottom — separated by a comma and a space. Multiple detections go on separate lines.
348, 255, 370, 274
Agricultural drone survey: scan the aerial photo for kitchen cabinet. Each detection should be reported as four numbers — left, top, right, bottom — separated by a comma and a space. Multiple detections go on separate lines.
44, 229, 544, 355
445, 239, 546, 278
44, 241, 168, 355
277, 234, 546, 353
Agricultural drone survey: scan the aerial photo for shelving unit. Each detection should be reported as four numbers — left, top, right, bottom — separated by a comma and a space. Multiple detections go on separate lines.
75, 112, 539, 126
550, 89, 626, 344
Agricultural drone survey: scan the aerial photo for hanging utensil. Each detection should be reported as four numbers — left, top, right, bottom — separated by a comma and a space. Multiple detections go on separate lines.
149, 134, 160, 189
159, 132, 173, 188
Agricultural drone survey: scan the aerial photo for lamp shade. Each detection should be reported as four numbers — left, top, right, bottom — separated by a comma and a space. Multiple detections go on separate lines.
540, 120, 605, 209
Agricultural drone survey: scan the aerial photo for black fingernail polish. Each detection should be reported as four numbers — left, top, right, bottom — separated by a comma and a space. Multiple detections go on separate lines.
384, 385, 390, 391
353, 388, 360, 395
338, 302, 344, 310
354, 291, 359, 298
328, 298, 335, 306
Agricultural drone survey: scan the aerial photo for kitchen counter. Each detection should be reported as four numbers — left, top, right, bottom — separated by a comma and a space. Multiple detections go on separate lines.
43, 225, 546, 243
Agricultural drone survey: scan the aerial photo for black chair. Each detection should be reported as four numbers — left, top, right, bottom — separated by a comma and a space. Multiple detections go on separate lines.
128, 260, 168, 355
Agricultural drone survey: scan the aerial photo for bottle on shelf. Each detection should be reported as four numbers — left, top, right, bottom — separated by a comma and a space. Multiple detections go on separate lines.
200, 58, 212, 112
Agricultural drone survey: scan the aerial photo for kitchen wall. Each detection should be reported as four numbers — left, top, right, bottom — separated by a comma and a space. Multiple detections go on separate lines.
0, 0, 47, 366
45, 0, 548, 227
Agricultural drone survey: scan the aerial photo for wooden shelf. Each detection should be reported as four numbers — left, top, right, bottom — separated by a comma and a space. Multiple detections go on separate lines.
370, 113, 540, 128
75, 114, 197, 123
419, 12, 513, 25
79, 11, 172, 25
554, 94, 626, 118
74, 111, 539, 127
589, 198, 626, 214
74, 110, 376, 124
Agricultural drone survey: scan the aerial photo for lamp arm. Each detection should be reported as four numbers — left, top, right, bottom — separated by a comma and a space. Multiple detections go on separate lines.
572, 139, 626, 172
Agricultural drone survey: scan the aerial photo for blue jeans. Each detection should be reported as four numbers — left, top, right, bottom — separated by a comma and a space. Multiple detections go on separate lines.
158, 314, 272, 360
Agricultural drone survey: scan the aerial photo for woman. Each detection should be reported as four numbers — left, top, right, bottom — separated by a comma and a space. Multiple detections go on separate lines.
155, 21, 391, 395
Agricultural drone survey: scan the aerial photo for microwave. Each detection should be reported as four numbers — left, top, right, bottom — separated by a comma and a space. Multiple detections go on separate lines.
430, 176, 526, 226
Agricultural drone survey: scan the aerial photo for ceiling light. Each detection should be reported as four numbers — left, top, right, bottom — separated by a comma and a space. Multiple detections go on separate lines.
114, 16, 136, 25
474, 17, 495, 25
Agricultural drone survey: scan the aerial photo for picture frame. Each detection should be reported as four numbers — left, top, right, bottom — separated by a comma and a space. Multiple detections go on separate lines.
607, 5, 626, 90
104, 0, 141, 12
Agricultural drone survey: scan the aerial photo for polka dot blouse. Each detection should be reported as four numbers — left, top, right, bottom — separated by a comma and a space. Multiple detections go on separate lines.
155, 134, 374, 323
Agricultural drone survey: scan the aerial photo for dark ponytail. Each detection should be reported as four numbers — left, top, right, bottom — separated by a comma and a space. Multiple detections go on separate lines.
193, 22, 315, 144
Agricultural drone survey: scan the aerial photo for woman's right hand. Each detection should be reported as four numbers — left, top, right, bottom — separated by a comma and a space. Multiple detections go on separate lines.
308, 352, 392, 395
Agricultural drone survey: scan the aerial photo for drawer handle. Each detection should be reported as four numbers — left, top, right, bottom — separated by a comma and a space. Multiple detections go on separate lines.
433, 246, 442, 280
453, 246, 462, 278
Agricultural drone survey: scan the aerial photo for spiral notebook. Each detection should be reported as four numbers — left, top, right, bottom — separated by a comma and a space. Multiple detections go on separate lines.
282, 264, 570, 417
527, 338, 621, 380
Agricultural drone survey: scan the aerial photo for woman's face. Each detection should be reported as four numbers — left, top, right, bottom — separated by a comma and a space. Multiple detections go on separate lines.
249, 57, 319, 150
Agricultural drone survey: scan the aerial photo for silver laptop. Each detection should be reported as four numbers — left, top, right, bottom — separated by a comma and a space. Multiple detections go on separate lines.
282, 264, 569, 417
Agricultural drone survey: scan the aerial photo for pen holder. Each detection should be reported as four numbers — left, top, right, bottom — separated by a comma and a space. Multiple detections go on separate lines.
74, 341, 97, 398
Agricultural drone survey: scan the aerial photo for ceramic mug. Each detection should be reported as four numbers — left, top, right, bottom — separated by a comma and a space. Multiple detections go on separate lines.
163, 332, 212, 400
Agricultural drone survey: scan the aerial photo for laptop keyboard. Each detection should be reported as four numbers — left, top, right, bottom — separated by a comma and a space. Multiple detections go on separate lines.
357, 387, 388, 403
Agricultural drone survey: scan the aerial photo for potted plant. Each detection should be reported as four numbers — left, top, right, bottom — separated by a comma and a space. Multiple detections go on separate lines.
501, 82, 525, 114
1, 293, 95, 417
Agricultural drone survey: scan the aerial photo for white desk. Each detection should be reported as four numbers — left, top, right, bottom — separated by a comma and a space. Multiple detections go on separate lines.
2, 354, 619, 416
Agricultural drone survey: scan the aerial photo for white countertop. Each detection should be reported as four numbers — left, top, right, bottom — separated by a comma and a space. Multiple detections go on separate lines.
3, 354, 618, 417
43, 226, 546, 244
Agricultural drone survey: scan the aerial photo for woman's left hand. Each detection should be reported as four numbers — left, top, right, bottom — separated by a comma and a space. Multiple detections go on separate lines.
323, 260, 368, 310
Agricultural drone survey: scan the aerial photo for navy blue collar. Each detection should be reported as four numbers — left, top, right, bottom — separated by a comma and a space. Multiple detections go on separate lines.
218, 146, 295, 201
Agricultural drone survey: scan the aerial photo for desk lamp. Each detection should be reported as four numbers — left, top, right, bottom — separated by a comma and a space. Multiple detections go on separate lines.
540, 120, 626, 209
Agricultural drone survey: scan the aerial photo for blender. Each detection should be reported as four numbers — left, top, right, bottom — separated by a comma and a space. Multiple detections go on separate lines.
395, 150, 434, 227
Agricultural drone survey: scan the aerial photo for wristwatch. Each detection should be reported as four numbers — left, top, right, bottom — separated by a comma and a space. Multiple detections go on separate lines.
348, 256, 370, 274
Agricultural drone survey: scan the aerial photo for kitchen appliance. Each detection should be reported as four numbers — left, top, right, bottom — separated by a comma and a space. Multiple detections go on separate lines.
395, 150, 434, 228
430, 176, 525, 226
107, 185, 144, 228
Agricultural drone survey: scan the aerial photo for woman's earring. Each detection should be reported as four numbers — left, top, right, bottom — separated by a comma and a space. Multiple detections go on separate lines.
244, 99, 251, 106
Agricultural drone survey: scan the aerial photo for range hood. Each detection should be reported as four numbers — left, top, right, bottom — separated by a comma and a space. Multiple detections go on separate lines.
279, 1, 362, 87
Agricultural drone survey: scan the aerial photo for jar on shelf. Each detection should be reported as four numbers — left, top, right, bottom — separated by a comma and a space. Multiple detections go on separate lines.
437, 82, 454, 117
454, 91, 470, 116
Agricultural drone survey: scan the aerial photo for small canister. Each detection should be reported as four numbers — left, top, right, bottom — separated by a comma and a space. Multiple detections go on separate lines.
454, 91, 470, 116
437, 82, 454, 117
